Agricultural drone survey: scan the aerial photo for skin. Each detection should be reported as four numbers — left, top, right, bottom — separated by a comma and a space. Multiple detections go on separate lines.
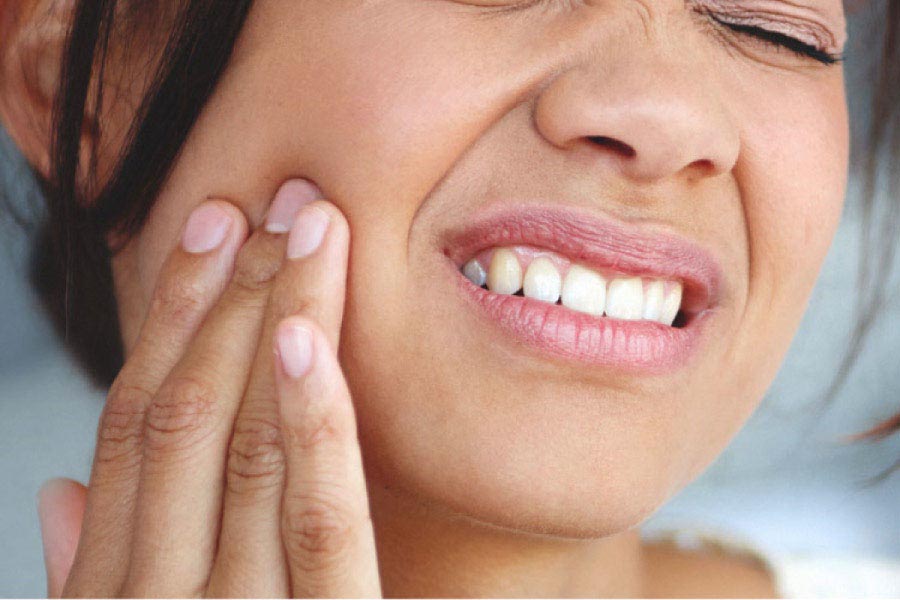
1, 0, 848, 596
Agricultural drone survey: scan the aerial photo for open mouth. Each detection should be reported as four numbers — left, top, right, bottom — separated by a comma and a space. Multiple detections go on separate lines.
441, 206, 721, 372
460, 247, 687, 328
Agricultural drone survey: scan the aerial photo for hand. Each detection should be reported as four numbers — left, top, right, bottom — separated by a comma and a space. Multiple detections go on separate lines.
37, 181, 381, 597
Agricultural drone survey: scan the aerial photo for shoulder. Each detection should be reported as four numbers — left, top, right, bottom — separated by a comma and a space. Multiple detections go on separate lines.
643, 539, 777, 598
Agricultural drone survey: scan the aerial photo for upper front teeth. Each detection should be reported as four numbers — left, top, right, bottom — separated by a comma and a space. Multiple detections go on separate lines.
463, 250, 684, 327
523, 257, 562, 304
561, 265, 606, 316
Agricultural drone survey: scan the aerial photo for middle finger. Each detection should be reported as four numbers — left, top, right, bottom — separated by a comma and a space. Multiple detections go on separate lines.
209, 200, 351, 597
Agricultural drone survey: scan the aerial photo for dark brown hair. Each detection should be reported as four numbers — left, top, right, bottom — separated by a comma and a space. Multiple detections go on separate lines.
10, 0, 900, 394
33, 0, 252, 385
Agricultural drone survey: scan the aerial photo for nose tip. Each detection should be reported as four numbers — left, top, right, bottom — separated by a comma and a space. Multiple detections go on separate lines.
581, 107, 739, 182
533, 54, 740, 184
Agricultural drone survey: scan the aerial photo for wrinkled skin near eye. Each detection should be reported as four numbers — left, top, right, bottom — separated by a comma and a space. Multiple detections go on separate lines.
98, 0, 848, 542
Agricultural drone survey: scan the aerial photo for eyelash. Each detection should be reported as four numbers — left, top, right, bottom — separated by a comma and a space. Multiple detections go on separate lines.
472, 2, 844, 67
708, 13, 843, 66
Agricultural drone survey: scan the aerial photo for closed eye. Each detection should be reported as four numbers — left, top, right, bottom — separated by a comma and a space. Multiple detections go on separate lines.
710, 14, 843, 66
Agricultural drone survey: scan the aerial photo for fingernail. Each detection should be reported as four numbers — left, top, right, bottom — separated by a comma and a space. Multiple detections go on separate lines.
277, 322, 314, 378
182, 203, 232, 254
265, 179, 323, 234
287, 205, 330, 259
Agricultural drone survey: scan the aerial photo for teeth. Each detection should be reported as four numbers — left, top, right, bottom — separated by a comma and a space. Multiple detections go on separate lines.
660, 282, 683, 326
605, 277, 644, 321
523, 257, 562, 304
642, 280, 665, 322
487, 248, 523, 295
463, 259, 487, 287
473, 247, 685, 326
561, 265, 607, 316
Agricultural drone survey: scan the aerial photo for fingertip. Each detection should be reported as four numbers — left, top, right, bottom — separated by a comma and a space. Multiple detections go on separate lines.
181, 200, 249, 255
210, 199, 251, 240
265, 179, 324, 234
37, 478, 86, 518
146, 200, 250, 337
309, 199, 350, 240
285, 199, 351, 261
37, 478, 86, 599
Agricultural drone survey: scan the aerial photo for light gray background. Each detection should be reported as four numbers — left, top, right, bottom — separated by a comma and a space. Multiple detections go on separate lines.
2, 9, 899, 598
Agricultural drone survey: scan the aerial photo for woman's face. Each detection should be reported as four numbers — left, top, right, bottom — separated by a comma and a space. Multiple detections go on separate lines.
113, 0, 848, 536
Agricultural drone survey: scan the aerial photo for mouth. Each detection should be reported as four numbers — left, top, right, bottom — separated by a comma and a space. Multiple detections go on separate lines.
441, 206, 722, 373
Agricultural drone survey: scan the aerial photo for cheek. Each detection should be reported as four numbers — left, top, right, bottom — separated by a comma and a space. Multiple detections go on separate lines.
240, 0, 563, 226
117, 3, 531, 350
728, 74, 848, 393
746, 85, 848, 298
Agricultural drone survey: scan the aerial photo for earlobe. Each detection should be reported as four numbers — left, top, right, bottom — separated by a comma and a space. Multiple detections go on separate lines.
0, 0, 80, 178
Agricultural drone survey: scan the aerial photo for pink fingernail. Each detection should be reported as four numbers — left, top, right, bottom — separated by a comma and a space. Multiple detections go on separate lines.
265, 179, 324, 234
182, 203, 233, 254
287, 205, 330, 259
277, 322, 314, 379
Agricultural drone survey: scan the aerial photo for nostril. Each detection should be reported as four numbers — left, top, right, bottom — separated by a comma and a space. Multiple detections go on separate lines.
686, 158, 717, 178
587, 136, 637, 159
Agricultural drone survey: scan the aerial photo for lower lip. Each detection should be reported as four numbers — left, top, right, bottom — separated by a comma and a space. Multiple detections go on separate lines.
451, 267, 711, 374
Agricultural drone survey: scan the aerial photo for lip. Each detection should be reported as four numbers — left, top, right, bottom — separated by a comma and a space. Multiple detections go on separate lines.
440, 205, 723, 373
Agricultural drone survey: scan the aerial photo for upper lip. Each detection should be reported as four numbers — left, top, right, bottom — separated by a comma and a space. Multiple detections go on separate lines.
441, 204, 722, 314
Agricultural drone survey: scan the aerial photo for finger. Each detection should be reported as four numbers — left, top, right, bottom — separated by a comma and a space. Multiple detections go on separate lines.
276, 319, 381, 598
37, 479, 87, 598
123, 180, 320, 596
65, 201, 248, 596
210, 202, 350, 597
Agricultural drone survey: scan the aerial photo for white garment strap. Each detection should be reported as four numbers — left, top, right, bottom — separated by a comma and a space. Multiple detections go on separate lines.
643, 524, 900, 598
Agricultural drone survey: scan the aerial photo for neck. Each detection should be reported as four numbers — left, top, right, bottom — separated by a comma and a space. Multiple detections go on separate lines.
368, 483, 645, 598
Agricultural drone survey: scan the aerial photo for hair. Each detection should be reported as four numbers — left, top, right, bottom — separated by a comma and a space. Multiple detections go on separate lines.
841, 0, 900, 446
33, 0, 252, 386
7, 0, 900, 395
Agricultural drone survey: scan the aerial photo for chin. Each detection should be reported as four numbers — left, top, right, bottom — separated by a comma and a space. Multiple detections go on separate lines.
349, 363, 695, 541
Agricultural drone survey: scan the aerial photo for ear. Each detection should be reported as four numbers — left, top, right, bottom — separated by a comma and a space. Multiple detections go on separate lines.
0, 0, 82, 178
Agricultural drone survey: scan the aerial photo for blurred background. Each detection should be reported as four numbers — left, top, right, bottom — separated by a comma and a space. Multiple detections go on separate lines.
2, 6, 900, 598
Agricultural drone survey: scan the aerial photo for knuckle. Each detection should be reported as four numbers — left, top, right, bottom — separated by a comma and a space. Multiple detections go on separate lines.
150, 275, 209, 329
226, 415, 286, 496
284, 410, 347, 451
282, 493, 356, 563
143, 375, 220, 456
95, 380, 150, 469
269, 294, 315, 324
230, 241, 281, 296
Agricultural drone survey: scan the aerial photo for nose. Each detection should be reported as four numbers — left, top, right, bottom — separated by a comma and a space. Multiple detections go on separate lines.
533, 43, 740, 184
